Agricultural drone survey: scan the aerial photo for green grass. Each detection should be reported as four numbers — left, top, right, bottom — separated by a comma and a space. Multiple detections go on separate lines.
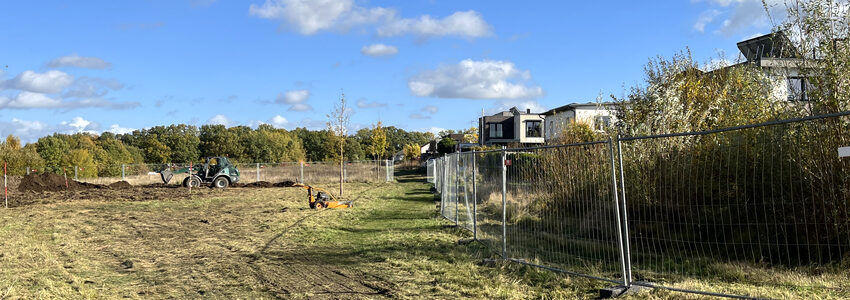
0, 171, 607, 299
2, 170, 846, 299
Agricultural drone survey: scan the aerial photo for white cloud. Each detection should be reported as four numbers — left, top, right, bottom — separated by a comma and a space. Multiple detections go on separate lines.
377, 10, 492, 38
0, 118, 135, 143
408, 59, 544, 100
356, 99, 387, 108
0, 92, 63, 108
207, 114, 234, 126
276, 89, 310, 104
60, 117, 97, 133
270, 115, 289, 128
693, 0, 785, 36
106, 124, 135, 135
694, 9, 720, 32
2, 70, 74, 93
249, 115, 291, 129
248, 0, 492, 39
288, 103, 313, 111
0, 118, 49, 142
361, 44, 398, 57
47, 55, 112, 69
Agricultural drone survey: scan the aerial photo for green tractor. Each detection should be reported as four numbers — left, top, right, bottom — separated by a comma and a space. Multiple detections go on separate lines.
159, 156, 240, 188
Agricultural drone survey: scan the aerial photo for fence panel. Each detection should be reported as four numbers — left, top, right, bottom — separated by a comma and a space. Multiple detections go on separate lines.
456, 153, 475, 232
502, 143, 626, 283
473, 151, 505, 255
619, 113, 850, 297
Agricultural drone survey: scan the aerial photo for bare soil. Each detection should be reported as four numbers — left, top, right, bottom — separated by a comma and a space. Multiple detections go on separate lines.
5, 174, 303, 208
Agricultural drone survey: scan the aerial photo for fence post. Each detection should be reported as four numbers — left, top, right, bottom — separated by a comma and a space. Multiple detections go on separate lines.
472, 152, 477, 240
455, 153, 459, 225
616, 135, 633, 283
4, 162, 7, 209
300, 161, 304, 183
501, 146, 507, 259
607, 138, 630, 287
256, 163, 260, 182
121, 164, 125, 181
74, 166, 78, 181
26, 166, 30, 175
63, 167, 68, 189
343, 165, 347, 182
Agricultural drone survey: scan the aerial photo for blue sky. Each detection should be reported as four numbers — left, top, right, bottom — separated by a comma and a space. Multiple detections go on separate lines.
0, 0, 780, 142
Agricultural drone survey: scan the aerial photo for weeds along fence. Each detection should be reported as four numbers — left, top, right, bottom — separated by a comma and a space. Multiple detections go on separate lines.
433, 111, 850, 298
14, 160, 395, 186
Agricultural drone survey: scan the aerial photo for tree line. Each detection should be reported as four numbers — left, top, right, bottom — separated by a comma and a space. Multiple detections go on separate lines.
0, 123, 434, 177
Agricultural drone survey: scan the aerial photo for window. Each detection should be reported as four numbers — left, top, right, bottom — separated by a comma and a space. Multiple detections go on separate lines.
787, 77, 814, 101
594, 116, 612, 131
489, 123, 503, 138
526, 121, 542, 138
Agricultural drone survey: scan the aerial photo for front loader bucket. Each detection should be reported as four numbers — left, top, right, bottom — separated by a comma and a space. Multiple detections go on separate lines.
160, 170, 174, 184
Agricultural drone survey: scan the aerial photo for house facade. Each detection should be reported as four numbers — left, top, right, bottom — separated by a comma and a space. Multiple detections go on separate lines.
729, 31, 820, 102
542, 103, 617, 140
478, 107, 545, 146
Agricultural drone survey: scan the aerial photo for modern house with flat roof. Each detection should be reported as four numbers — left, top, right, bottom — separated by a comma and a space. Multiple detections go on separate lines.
478, 107, 545, 146
725, 31, 822, 101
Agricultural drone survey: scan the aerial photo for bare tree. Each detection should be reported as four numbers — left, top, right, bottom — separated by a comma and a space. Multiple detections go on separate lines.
327, 92, 351, 197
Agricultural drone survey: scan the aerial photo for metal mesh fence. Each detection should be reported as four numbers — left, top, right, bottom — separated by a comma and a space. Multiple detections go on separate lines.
619, 113, 850, 295
426, 159, 435, 183
431, 111, 850, 298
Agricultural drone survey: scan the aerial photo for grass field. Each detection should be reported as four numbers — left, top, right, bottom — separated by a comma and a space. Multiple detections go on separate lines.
2, 170, 847, 299
0, 170, 607, 299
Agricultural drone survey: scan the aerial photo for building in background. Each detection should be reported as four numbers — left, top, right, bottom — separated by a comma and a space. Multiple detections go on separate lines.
726, 31, 821, 102
478, 107, 546, 146
542, 103, 617, 140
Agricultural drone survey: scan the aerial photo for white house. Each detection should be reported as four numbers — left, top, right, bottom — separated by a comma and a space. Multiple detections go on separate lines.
542, 103, 617, 140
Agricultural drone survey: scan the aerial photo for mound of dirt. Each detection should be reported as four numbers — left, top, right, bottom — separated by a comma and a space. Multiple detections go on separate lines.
274, 180, 295, 187
108, 181, 133, 189
234, 181, 273, 188
18, 173, 103, 192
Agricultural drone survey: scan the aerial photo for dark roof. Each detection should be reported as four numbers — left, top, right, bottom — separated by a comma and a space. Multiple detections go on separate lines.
737, 31, 800, 62
482, 115, 511, 123
542, 102, 616, 116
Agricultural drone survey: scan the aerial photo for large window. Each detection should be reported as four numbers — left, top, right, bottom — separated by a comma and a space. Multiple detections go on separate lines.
594, 116, 612, 131
489, 123, 503, 138
526, 121, 542, 137
787, 77, 814, 101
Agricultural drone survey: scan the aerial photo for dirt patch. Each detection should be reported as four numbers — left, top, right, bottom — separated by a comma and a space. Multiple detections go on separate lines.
108, 181, 133, 189
18, 173, 103, 192
232, 180, 294, 188
233, 181, 273, 188
274, 180, 295, 187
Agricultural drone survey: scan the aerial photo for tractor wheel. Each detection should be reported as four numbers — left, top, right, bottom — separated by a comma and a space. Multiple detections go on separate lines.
182, 177, 190, 188
314, 202, 324, 209
187, 176, 202, 188
212, 176, 229, 189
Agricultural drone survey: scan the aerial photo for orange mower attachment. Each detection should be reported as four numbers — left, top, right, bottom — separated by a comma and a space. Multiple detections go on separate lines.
293, 183, 352, 209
